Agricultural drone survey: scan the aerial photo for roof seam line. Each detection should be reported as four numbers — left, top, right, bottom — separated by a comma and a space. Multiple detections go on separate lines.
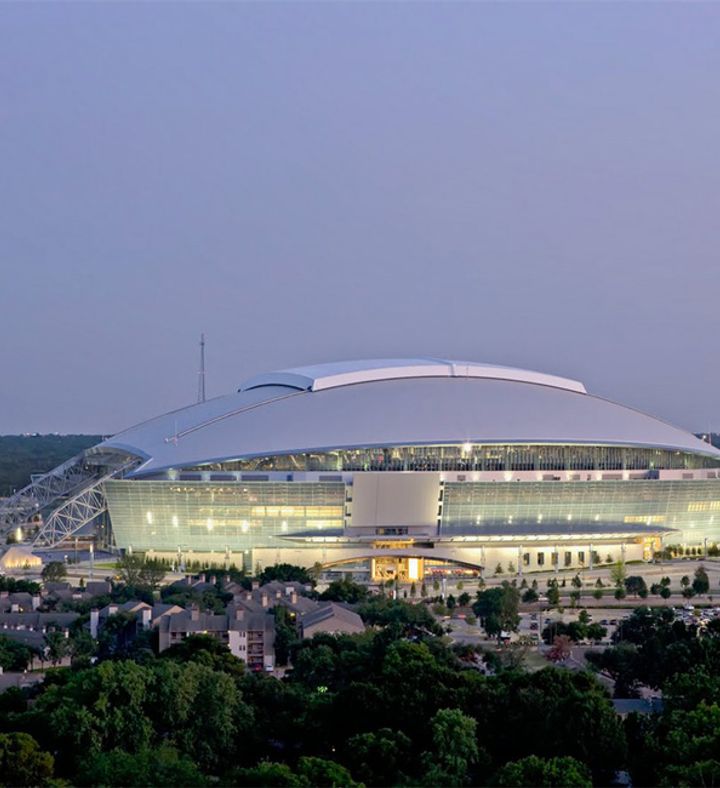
163, 390, 308, 444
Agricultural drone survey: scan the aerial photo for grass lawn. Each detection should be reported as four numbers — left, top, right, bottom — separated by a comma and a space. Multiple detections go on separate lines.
523, 649, 550, 672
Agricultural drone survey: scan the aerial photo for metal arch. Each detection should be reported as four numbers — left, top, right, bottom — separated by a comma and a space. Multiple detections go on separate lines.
32, 459, 138, 549
0, 453, 95, 537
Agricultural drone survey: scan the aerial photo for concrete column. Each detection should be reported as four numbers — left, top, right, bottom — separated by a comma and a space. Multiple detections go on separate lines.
517, 545, 523, 577
589, 544, 593, 571
554, 545, 559, 575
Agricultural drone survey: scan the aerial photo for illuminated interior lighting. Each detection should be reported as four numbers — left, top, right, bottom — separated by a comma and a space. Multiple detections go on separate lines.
407, 557, 420, 581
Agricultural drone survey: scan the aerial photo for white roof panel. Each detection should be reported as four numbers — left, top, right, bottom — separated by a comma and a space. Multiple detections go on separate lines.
98, 359, 720, 475
240, 358, 587, 394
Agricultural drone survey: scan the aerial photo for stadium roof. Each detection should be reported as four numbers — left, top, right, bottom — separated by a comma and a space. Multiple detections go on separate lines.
97, 359, 720, 475
240, 358, 587, 395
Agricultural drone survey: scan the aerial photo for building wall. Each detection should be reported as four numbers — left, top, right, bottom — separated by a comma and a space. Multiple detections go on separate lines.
105, 480, 344, 552
106, 476, 720, 571
442, 480, 720, 546
350, 472, 439, 529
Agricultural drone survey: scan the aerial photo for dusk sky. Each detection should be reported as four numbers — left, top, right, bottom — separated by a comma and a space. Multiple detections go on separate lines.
2, 4, 719, 435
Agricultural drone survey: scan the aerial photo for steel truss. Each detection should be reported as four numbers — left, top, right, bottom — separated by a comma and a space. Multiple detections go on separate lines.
0, 451, 139, 546
0, 454, 95, 537
32, 458, 139, 549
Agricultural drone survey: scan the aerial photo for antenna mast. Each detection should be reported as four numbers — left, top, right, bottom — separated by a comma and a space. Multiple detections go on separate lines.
197, 333, 206, 403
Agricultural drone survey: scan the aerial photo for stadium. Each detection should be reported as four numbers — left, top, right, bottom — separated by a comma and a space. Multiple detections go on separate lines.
3, 358, 720, 581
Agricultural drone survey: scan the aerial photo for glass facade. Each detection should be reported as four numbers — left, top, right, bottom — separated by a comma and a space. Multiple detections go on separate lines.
441, 480, 720, 545
182, 444, 720, 474
105, 480, 345, 552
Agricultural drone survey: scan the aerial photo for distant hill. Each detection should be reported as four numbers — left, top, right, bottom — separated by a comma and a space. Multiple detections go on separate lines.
0, 434, 103, 496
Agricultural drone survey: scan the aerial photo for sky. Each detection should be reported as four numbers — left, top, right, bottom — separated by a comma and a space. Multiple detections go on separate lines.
1, 3, 719, 435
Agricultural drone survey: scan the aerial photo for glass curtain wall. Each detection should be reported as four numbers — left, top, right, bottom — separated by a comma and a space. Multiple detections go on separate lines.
105, 480, 345, 552
181, 444, 719, 474
441, 480, 720, 545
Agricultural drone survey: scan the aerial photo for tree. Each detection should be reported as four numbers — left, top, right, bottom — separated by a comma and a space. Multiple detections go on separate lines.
547, 585, 560, 607
423, 708, 479, 785
586, 623, 607, 642
693, 566, 710, 595
296, 756, 360, 787
273, 606, 299, 667
571, 574, 583, 589
593, 589, 603, 600
681, 575, 691, 589
494, 755, 591, 787
69, 628, 97, 664
610, 561, 627, 587
472, 583, 520, 640
97, 612, 139, 659
522, 588, 539, 603
78, 745, 206, 787
138, 559, 168, 591
44, 630, 69, 666
660, 586, 672, 600
319, 578, 368, 604
410, 582, 417, 598
0, 733, 54, 786
614, 586, 627, 600
495, 563, 504, 575
548, 634, 572, 662
230, 762, 303, 787
115, 553, 144, 587
259, 563, 313, 585
624, 576, 648, 598
343, 728, 412, 786
507, 561, 516, 575
0, 635, 34, 671
662, 761, 720, 788
458, 591, 471, 607
171, 663, 251, 773
41, 561, 67, 583
420, 582, 427, 597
